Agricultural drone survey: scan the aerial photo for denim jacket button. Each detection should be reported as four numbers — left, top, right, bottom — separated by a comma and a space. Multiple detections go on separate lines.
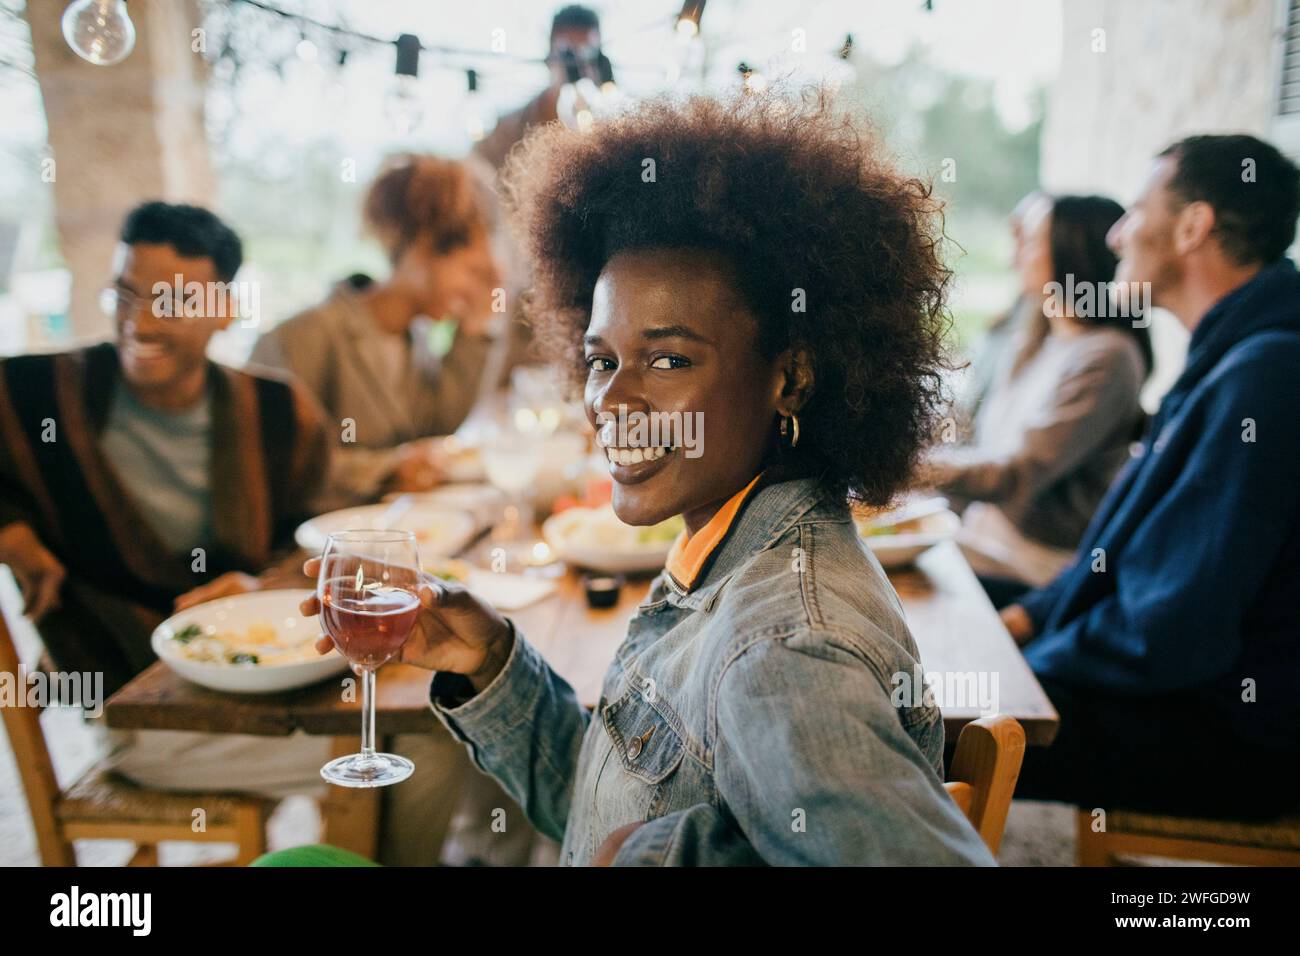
626, 726, 654, 760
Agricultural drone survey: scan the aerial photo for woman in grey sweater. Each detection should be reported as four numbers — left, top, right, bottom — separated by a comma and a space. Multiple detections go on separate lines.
925, 196, 1151, 603
251, 155, 504, 505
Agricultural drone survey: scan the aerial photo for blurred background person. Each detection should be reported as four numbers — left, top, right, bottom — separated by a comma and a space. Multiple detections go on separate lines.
958, 190, 1051, 423
468, 5, 606, 390
1003, 134, 1300, 819
922, 194, 1151, 607
472, 5, 602, 171
251, 154, 503, 505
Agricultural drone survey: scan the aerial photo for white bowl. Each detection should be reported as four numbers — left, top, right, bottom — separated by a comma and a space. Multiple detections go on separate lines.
295, 503, 478, 557
542, 505, 680, 574
152, 589, 349, 695
859, 509, 961, 570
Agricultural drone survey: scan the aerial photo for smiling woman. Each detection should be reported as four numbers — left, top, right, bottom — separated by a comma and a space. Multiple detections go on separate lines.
273, 90, 995, 867
506, 90, 955, 516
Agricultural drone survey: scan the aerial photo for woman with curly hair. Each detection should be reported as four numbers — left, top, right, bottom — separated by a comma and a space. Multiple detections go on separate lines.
297, 93, 995, 865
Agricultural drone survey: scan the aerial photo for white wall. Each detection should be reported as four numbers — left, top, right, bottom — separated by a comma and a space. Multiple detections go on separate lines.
1039, 0, 1283, 409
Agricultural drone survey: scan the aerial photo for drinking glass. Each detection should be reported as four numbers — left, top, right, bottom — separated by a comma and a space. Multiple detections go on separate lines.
481, 413, 547, 567
317, 530, 421, 788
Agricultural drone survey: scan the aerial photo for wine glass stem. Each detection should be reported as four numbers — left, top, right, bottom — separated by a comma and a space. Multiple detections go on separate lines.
360, 666, 377, 758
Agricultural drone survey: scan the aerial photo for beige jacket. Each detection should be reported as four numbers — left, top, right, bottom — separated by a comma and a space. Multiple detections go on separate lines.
250, 283, 494, 505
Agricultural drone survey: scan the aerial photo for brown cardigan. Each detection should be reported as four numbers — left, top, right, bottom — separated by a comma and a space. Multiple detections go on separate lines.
0, 343, 331, 693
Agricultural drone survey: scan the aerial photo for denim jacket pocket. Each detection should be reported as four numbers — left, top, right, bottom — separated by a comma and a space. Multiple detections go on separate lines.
601, 690, 686, 784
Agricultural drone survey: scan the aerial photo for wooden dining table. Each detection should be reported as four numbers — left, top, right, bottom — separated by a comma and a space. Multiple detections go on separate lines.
104, 539, 1058, 856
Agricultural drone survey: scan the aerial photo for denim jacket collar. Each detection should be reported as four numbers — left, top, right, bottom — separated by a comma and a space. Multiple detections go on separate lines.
657, 476, 836, 613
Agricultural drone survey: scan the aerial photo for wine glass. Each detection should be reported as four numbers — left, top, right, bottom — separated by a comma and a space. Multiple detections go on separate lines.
317, 530, 421, 788
480, 412, 547, 569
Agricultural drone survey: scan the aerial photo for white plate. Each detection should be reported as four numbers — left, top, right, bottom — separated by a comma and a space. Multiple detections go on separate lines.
858, 509, 961, 569
295, 503, 478, 557
542, 505, 681, 574
382, 484, 505, 530
151, 589, 348, 695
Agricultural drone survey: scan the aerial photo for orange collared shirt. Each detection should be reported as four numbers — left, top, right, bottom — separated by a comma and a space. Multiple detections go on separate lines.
664, 473, 764, 592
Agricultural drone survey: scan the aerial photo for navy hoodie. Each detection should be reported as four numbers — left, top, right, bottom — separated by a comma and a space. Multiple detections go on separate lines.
1020, 258, 1300, 751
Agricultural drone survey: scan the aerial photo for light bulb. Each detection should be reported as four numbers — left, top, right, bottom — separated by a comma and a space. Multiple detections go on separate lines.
465, 92, 494, 142
463, 70, 493, 143
62, 0, 135, 66
384, 74, 424, 136
557, 77, 601, 133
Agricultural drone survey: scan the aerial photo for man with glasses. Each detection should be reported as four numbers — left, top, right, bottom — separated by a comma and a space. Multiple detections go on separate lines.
0, 201, 337, 797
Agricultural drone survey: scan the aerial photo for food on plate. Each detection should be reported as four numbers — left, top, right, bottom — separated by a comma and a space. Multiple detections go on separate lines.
422, 557, 471, 583
559, 506, 683, 551
552, 476, 614, 514
857, 515, 929, 537
164, 621, 321, 667
635, 517, 683, 545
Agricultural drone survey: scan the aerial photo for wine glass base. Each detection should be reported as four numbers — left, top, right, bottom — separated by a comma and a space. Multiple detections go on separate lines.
321, 752, 414, 788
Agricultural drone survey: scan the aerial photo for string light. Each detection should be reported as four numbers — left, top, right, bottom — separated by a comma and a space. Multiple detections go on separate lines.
827, 34, 857, 94
61, 0, 136, 66
178, 0, 859, 136
595, 52, 620, 98
676, 0, 706, 38
738, 62, 767, 94
384, 33, 423, 136
556, 48, 599, 133
464, 68, 493, 143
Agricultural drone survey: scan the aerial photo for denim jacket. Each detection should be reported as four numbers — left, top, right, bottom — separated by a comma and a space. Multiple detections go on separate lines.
430, 477, 995, 865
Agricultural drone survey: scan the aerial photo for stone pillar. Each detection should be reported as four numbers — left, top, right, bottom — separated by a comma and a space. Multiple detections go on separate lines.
1040, 0, 1278, 199
25, 0, 214, 341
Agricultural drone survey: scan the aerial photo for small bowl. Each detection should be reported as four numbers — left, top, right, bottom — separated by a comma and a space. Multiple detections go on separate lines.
582, 572, 624, 609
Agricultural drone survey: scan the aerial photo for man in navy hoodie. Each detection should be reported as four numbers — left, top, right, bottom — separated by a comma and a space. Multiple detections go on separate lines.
1001, 134, 1300, 819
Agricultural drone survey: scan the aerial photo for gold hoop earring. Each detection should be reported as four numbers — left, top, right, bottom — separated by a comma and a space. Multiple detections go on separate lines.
779, 412, 800, 448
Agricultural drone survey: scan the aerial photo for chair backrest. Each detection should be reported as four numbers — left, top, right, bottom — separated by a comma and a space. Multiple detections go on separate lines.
0, 590, 74, 865
944, 714, 1026, 856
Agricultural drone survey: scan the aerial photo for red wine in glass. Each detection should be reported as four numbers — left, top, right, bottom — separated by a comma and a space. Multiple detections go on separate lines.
321, 585, 420, 669
316, 530, 421, 788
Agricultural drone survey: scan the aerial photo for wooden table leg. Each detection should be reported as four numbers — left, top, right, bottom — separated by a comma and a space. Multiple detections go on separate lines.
321, 736, 381, 859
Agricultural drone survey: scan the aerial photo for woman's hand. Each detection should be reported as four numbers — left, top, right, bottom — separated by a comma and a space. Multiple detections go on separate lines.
0, 521, 66, 621
300, 557, 514, 693
174, 572, 261, 612
591, 822, 645, 867
388, 439, 445, 492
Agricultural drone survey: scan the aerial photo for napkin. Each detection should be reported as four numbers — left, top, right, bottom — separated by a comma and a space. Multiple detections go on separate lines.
465, 568, 558, 611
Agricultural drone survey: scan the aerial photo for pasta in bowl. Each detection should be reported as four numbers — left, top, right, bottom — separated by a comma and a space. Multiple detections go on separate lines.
151, 589, 350, 694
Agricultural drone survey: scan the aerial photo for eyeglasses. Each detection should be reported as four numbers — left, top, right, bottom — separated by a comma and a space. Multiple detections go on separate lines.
100, 284, 142, 319
99, 284, 201, 323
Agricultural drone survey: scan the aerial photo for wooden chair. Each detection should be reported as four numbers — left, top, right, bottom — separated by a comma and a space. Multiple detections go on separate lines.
1076, 808, 1300, 866
0, 591, 270, 866
944, 714, 1026, 856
